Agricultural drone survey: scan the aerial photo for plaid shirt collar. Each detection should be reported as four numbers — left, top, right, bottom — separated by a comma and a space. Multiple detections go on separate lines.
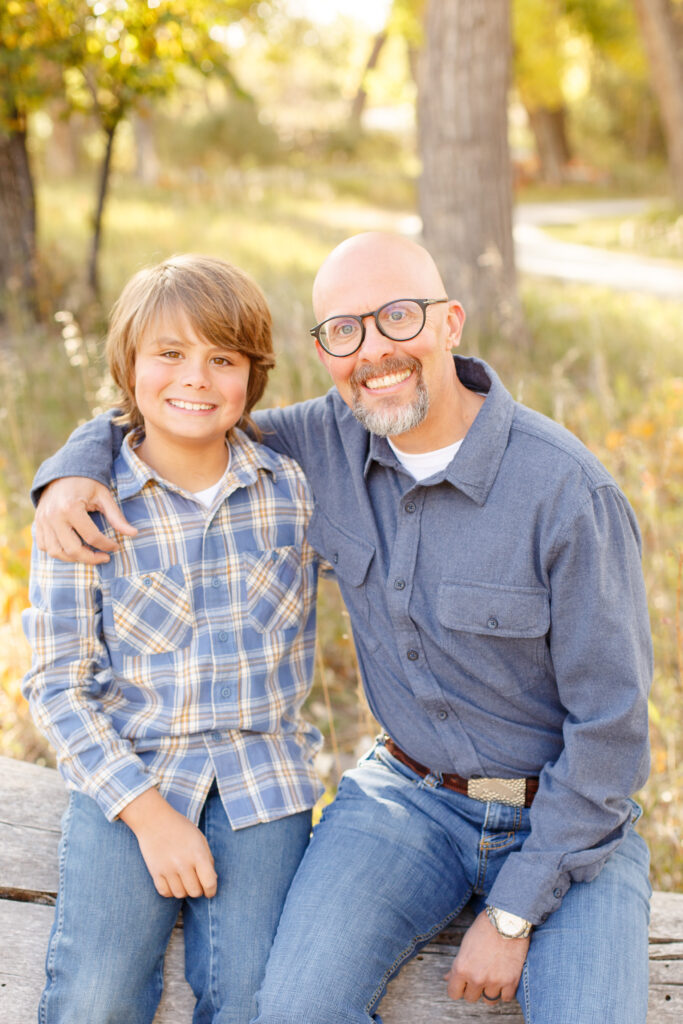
113, 426, 281, 503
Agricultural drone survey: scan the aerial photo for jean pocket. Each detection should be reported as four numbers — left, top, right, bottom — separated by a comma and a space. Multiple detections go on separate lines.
108, 565, 193, 655
244, 546, 304, 632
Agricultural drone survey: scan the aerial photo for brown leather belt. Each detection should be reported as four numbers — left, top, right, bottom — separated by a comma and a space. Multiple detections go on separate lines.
384, 737, 538, 808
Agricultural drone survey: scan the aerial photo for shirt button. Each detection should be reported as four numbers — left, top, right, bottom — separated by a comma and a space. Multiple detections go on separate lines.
143, 577, 152, 586
437, 710, 449, 720
394, 579, 406, 590
332, 552, 339, 564
405, 501, 416, 513
407, 649, 419, 661
212, 577, 221, 588
218, 630, 229, 642
487, 617, 499, 629
220, 686, 232, 698
553, 888, 563, 899
211, 731, 222, 742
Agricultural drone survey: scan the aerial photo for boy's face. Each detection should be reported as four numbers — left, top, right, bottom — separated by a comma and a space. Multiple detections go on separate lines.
133, 308, 251, 455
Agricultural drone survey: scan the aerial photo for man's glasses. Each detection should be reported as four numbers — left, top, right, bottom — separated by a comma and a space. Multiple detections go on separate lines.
310, 298, 449, 357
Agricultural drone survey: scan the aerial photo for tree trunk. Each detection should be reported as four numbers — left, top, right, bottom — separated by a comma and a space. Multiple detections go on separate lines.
525, 104, 571, 184
632, 0, 683, 203
348, 31, 388, 134
0, 109, 37, 321
417, 0, 522, 344
88, 122, 117, 297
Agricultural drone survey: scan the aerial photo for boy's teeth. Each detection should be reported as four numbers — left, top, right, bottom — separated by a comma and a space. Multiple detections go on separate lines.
365, 369, 412, 390
169, 400, 214, 410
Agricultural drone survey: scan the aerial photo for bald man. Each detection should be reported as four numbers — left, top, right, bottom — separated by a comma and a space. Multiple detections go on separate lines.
33, 233, 651, 1023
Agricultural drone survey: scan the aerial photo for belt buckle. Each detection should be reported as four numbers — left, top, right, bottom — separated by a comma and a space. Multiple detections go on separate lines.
467, 777, 526, 807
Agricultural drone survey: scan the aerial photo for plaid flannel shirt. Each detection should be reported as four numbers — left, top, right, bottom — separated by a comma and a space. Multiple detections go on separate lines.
22, 429, 323, 827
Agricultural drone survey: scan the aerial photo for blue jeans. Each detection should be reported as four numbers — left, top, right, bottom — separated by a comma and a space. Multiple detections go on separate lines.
252, 741, 651, 1024
40, 784, 311, 1024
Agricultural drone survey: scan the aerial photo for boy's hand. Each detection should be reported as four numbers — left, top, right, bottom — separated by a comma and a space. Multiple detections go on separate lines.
120, 788, 218, 899
444, 909, 529, 1003
35, 477, 137, 564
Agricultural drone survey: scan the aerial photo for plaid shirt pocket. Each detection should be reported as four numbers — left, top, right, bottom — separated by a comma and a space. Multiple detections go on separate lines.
244, 546, 304, 632
108, 565, 193, 656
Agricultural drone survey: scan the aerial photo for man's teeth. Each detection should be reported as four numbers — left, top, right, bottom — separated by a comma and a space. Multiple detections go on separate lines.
365, 369, 412, 390
169, 400, 214, 410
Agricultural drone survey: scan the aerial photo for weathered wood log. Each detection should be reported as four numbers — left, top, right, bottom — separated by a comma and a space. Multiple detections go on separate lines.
1, 755, 681, 1022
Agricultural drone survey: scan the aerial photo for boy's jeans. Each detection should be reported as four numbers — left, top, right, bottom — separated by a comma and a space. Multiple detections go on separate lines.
252, 741, 652, 1024
40, 783, 311, 1024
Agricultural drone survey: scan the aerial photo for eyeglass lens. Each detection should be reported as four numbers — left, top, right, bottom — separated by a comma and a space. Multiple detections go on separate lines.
319, 300, 426, 354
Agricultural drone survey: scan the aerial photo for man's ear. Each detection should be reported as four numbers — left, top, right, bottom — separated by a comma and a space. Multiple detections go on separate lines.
445, 301, 466, 350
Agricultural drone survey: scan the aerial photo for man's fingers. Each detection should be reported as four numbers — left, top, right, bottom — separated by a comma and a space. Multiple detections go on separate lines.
500, 980, 518, 1002
94, 490, 138, 538
68, 510, 119, 553
444, 968, 466, 1001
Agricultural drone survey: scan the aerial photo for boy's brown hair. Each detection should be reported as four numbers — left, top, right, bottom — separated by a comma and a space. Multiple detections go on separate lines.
106, 255, 275, 437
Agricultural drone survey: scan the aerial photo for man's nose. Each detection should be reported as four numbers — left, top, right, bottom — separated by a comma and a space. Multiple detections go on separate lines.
358, 316, 396, 363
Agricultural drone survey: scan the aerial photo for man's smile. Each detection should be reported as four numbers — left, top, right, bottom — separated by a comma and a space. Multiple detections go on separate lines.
364, 368, 413, 391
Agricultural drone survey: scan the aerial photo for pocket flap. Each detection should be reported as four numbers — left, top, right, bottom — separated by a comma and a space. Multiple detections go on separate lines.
438, 581, 549, 638
306, 510, 374, 588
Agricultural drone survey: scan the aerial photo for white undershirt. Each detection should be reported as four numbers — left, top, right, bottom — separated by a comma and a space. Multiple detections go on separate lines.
387, 438, 463, 481
192, 446, 232, 507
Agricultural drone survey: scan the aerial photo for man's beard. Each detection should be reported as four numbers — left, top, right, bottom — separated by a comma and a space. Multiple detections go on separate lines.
349, 356, 429, 437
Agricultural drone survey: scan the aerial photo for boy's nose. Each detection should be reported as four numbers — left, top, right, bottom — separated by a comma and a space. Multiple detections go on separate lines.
181, 361, 210, 386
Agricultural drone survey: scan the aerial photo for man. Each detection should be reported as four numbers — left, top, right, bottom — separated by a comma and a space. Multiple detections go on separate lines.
33, 233, 652, 1023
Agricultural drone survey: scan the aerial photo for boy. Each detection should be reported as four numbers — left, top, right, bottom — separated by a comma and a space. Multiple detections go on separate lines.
22, 255, 322, 1024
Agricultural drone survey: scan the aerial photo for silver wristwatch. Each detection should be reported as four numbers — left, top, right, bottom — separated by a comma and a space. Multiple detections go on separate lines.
485, 905, 533, 939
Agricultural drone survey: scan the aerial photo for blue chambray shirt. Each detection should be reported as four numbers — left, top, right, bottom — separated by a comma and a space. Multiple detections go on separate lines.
32, 357, 652, 924
25, 429, 323, 828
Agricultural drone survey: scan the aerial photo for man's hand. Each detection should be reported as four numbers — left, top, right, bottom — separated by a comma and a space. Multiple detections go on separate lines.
119, 788, 218, 900
35, 477, 137, 564
444, 909, 530, 1004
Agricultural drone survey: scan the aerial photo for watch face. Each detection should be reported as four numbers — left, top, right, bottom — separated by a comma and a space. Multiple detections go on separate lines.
497, 910, 526, 936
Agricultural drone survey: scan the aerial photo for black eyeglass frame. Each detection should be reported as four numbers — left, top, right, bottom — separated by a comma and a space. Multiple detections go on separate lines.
309, 297, 449, 357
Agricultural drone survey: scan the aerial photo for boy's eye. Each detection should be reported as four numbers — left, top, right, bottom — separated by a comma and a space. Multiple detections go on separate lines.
211, 356, 233, 366
161, 350, 182, 359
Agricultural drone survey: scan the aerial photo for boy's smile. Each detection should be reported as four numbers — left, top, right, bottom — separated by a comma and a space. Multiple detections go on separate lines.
133, 308, 251, 487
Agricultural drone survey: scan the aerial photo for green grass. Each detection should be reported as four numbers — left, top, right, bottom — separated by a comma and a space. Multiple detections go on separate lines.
2, 167, 681, 890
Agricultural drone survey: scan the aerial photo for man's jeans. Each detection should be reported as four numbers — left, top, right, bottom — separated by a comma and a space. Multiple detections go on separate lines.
253, 741, 651, 1024
40, 784, 311, 1024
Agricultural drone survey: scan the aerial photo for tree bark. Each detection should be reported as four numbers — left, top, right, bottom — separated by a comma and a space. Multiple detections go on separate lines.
0, 108, 37, 321
632, 0, 683, 203
525, 104, 571, 184
88, 122, 117, 297
417, 0, 522, 344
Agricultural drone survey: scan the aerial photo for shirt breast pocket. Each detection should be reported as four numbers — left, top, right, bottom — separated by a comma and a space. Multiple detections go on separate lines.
243, 546, 304, 633
305, 509, 378, 651
108, 565, 193, 656
437, 580, 550, 696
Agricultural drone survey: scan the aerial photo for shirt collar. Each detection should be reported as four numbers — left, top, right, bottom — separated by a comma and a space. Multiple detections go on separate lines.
113, 426, 279, 502
364, 356, 515, 506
